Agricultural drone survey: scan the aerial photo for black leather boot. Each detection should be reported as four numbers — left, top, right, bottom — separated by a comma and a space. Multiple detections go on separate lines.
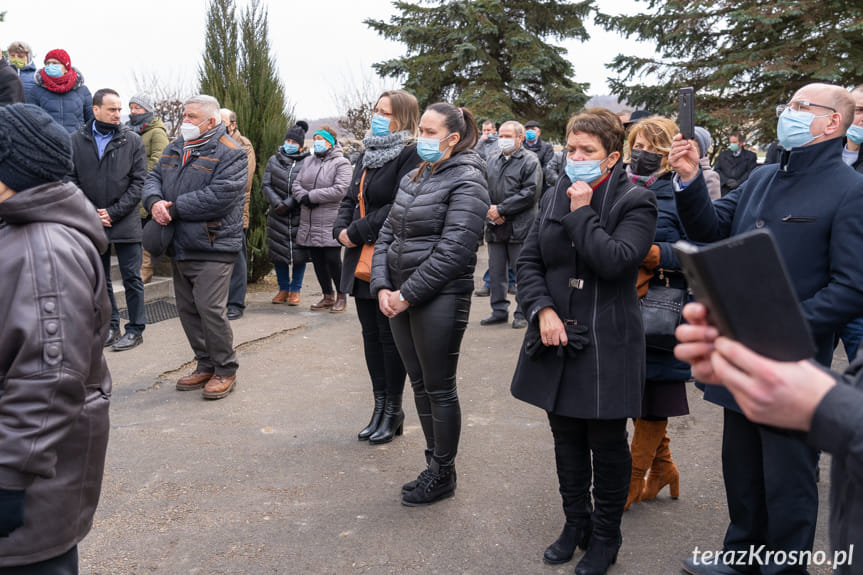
369, 394, 404, 444
401, 459, 456, 506
357, 392, 386, 441
402, 449, 434, 495
574, 535, 622, 575
542, 521, 591, 565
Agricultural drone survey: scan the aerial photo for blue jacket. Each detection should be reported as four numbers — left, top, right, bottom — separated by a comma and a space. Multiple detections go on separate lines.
674, 138, 863, 410
27, 68, 94, 134
141, 123, 247, 262
14, 60, 37, 100
645, 174, 691, 382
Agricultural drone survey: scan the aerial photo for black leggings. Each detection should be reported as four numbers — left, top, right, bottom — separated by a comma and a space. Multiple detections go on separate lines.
389, 293, 471, 466
308, 246, 342, 295
355, 297, 406, 397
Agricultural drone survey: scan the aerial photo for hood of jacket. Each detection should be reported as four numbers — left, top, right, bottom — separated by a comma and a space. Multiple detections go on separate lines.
428, 147, 488, 180
140, 115, 167, 135
0, 181, 108, 253
33, 66, 86, 91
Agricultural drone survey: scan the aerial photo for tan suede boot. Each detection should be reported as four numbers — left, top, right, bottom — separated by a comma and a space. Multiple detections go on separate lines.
625, 418, 667, 510
642, 426, 680, 501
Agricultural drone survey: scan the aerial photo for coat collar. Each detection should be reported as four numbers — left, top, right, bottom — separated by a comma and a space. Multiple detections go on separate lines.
779, 137, 845, 173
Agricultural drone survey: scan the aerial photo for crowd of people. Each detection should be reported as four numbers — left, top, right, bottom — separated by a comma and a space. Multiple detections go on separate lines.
3, 38, 863, 575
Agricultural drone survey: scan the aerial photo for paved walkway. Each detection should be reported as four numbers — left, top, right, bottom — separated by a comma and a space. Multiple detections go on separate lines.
81, 256, 837, 574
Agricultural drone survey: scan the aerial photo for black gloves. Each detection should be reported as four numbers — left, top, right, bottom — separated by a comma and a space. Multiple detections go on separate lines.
273, 196, 298, 216
300, 195, 317, 208
0, 488, 25, 537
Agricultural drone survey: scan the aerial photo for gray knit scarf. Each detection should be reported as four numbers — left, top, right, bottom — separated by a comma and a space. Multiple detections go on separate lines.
362, 131, 410, 169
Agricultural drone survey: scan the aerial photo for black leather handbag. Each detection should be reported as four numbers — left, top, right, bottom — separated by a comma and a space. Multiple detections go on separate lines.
640, 285, 688, 352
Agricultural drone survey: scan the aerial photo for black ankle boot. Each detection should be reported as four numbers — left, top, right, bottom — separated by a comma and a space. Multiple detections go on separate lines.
402, 449, 434, 495
401, 459, 456, 506
358, 392, 386, 441
574, 535, 621, 575
542, 521, 591, 565
369, 395, 404, 444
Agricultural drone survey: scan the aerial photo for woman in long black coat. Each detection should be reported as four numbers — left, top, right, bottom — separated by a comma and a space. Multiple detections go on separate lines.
334, 90, 421, 445
510, 108, 657, 575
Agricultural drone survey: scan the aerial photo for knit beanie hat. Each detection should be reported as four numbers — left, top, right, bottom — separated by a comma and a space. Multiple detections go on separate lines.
129, 93, 155, 113
0, 104, 73, 192
44, 48, 71, 70
284, 120, 309, 145
693, 126, 712, 159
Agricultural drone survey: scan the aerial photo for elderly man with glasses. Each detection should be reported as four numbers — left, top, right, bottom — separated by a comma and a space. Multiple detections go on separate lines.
667, 82, 863, 575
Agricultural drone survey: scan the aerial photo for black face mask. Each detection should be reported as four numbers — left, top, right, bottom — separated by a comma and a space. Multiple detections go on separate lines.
629, 148, 664, 176
128, 111, 154, 127
94, 119, 119, 135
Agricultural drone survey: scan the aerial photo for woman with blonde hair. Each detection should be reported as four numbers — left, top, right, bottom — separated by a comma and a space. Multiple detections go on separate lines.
623, 115, 691, 512
334, 90, 421, 444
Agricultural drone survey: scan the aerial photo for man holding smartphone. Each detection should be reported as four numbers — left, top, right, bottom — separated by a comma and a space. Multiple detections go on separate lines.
668, 83, 863, 575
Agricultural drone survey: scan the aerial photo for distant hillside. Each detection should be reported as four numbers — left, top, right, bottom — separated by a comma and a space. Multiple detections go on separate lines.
585, 95, 629, 112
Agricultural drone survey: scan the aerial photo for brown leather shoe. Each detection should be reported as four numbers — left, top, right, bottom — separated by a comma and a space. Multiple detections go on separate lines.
272, 290, 289, 304
310, 294, 335, 310
287, 292, 301, 306
176, 370, 214, 391
202, 374, 237, 399
330, 293, 347, 313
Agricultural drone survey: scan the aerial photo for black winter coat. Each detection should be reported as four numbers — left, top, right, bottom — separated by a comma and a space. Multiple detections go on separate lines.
262, 148, 310, 266
713, 148, 758, 196
334, 145, 421, 296
370, 149, 490, 305
484, 146, 541, 243
524, 138, 554, 170
0, 59, 24, 105
510, 164, 658, 419
142, 124, 247, 262
70, 121, 148, 243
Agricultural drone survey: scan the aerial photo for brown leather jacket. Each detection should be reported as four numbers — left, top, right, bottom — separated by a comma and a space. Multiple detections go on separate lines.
0, 181, 112, 566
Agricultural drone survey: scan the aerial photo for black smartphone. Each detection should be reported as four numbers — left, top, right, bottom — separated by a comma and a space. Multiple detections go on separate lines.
678, 87, 695, 139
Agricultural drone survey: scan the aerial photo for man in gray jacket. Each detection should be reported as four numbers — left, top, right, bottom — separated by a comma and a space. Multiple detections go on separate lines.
143, 94, 247, 400
480, 120, 541, 329
0, 104, 111, 573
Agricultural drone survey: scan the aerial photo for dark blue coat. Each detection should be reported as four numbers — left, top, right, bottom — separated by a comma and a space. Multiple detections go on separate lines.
15, 61, 37, 100
141, 124, 247, 262
674, 138, 863, 410
645, 175, 691, 383
27, 68, 94, 134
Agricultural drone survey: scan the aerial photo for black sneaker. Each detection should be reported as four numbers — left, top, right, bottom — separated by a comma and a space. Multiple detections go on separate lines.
401, 460, 456, 506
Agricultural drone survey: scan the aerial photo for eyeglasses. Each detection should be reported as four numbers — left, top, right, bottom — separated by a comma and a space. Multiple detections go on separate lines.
775, 101, 837, 117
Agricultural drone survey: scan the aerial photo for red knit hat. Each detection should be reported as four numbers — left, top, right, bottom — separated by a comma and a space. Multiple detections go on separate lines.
44, 49, 71, 70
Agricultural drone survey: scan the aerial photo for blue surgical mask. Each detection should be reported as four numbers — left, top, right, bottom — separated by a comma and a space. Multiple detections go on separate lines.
283, 142, 299, 155
847, 125, 863, 145
777, 108, 825, 150
313, 140, 329, 155
45, 63, 63, 77
525, 129, 538, 141
371, 114, 392, 137
417, 135, 452, 163
565, 157, 606, 183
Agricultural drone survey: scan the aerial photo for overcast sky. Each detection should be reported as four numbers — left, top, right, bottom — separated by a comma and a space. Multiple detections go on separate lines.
0, 0, 648, 120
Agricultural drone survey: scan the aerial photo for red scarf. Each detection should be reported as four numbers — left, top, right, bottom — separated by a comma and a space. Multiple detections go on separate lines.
40, 68, 78, 94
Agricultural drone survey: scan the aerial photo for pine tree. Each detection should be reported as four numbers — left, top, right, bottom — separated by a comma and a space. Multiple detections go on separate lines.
366, 0, 592, 140
598, 0, 863, 146
199, 0, 292, 282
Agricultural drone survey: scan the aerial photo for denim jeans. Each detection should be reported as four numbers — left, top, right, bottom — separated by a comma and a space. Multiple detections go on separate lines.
101, 242, 145, 335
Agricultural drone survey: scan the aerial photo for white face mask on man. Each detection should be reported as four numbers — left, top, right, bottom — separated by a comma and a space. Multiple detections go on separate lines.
498, 138, 516, 154
181, 119, 210, 142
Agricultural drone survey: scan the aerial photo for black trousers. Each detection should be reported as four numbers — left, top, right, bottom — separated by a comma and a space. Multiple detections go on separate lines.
547, 413, 630, 540
721, 408, 818, 575
0, 545, 78, 575
308, 246, 342, 295
227, 233, 247, 311
389, 293, 471, 466
355, 296, 406, 397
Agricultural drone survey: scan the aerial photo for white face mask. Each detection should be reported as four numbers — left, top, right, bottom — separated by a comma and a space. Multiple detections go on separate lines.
181, 119, 208, 141
498, 138, 516, 154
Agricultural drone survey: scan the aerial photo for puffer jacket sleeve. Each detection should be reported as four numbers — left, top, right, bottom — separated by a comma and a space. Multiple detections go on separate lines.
105, 135, 147, 222
333, 160, 362, 241
173, 147, 248, 221
262, 156, 281, 208
561, 185, 657, 281
308, 156, 351, 206
370, 206, 396, 295
0, 227, 109, 489
80, 85, 94, 126
141, 153, 168, 212
398, 177, 489, 305
147, 128, 169, 172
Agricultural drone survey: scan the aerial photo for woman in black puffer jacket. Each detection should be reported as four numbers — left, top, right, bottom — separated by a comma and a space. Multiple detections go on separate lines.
334, 90, 421, 445
263, 122, 311, 306
371, 102, 489, 506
